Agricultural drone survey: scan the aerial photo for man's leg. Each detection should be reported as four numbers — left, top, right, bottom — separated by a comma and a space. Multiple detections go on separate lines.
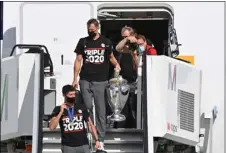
131, 93, 137, 121
72, 145, 91, 153
82, 145, 92, 153
105, 89, 114, 128
62, 145, 91, 153
79, 80, 94, 121
126, 92, 137, 128
128, 82, 137, 128
61, 145, 76, 153
91, 81, 108, 145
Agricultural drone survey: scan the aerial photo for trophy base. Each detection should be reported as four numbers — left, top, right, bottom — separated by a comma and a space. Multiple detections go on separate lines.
108, 114, 126, 122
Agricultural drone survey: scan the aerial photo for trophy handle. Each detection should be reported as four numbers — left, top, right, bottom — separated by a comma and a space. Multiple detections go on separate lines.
121, 89, 130, 95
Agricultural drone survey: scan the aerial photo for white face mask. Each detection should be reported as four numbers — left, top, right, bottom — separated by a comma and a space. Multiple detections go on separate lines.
138, 46, 145, 54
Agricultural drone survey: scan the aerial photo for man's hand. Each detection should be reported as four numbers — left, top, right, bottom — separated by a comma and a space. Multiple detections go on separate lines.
114, 64, 121, 71
72, 79, 78, 88
109, 53, 121, 71
60, 104, 67, 113
49, 105, 65, 130
87, 117, 100, 149
131, 50, 137, 57
127, 36, 137, 43
95, 141, 101, 149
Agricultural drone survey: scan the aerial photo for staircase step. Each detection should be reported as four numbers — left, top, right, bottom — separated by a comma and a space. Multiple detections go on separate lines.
43, 139, 143, 144
43, 128, 142, 133
43, 148, 143, 153
43, 128, 143, 142
43, 143, 143, 153
105, 128, 143, 133
42, 128, 143, 153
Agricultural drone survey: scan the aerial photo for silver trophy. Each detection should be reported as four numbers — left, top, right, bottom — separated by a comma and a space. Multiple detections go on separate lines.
106, 71, 130, 122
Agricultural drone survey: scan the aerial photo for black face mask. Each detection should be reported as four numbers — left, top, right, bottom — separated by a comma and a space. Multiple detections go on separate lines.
88, 31, 96, 38
66, 97, 75, 103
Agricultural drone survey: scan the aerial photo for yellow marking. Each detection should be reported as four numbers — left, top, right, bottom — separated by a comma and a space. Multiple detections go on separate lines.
177, 55, 195, 65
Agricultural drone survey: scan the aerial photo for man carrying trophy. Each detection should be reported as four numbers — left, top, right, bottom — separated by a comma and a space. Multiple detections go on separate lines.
72, 18, 121, 151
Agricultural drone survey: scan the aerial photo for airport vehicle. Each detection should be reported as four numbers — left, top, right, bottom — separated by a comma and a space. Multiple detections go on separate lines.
1, 2, 222, 153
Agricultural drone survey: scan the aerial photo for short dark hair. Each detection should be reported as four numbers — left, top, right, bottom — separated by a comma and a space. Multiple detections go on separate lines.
87, 18, 99, 27
136, 34, 147, 41
62, 85, 74, 95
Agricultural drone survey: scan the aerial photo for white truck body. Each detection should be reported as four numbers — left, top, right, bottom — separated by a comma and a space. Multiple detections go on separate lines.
1, 2, 224, 153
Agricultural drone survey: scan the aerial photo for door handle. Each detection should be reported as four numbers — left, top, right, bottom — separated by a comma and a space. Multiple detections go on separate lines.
61, 54, 64, 65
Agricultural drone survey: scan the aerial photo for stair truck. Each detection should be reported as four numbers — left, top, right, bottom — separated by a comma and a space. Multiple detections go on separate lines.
1, 2, 218, 153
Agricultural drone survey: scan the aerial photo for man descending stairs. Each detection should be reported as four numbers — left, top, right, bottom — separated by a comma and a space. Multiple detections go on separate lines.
42, 127, 144, 153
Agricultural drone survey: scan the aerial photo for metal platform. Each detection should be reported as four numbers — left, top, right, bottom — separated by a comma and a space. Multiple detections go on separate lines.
42, 128, 144, 153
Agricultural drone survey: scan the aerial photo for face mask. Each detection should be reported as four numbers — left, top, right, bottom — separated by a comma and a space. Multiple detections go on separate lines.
138, 46, 145, 55
66, 97, 75, 103
88, 31, 96, 38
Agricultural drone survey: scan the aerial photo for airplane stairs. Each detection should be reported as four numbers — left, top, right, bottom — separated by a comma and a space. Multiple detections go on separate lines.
42, 126, 144, 153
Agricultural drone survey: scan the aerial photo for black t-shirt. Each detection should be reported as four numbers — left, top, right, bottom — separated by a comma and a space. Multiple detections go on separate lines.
50, 103, 89, 147
119, 53, 137, 83
74, 35, 113, 82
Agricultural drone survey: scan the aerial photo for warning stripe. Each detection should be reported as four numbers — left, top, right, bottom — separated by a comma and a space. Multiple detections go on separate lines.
177, 55, 195, 65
